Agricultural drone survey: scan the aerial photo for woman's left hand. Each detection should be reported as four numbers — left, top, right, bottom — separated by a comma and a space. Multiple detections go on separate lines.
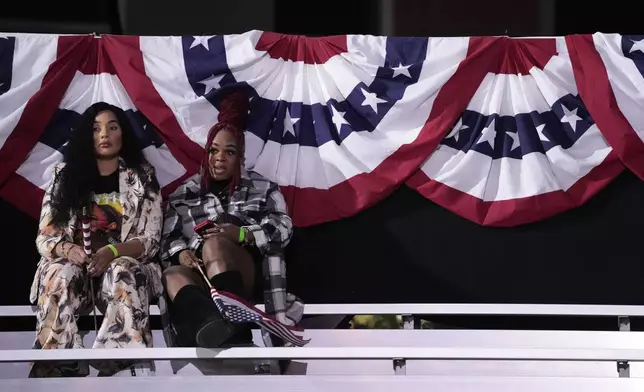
88, 245, 117, 277
203, 223, 241, 243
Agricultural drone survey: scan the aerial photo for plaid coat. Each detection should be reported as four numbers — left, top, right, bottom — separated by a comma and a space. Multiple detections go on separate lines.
159, 168, 305, 348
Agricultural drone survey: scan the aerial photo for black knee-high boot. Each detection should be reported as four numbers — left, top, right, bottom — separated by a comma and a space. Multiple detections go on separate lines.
210, 270, 245, 297
172, 284, 236, 348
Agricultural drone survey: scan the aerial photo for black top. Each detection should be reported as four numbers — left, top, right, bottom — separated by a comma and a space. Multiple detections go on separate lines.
94, 170, 119, 194
210, 179, 231, 208
73, 169, 122, 251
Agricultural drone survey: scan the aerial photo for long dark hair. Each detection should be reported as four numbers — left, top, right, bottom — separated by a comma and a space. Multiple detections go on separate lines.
49, 102, 148, 226
200, 90, 250, 196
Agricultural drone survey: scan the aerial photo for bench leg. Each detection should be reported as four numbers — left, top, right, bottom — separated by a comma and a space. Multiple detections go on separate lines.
618, 316, 630, 378
392, 314, 417, 375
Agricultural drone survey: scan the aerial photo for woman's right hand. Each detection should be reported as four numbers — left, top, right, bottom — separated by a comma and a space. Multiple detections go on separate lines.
178, 249, 199, 268
64, 244, 89, 266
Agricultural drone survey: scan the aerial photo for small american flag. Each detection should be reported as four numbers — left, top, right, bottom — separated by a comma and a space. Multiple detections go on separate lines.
210, 287, 310, 347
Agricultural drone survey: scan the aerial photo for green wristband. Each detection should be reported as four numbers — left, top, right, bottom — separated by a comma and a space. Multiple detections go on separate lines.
107, 244, 119, 257
238, 227, 246, 244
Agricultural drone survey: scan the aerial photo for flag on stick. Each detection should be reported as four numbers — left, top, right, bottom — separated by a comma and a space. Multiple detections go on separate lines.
194, 263, 309, 347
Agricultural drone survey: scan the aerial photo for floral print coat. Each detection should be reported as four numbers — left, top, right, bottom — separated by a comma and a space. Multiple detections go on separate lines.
30, 161, 164, 305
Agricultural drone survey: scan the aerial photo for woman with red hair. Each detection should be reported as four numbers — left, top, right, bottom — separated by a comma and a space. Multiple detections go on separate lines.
160, 90, 297, 348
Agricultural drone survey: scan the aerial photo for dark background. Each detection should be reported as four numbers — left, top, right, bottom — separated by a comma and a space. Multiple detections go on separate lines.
2, 0, 644, 331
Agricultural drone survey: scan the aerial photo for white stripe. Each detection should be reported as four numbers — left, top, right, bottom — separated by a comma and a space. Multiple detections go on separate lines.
0, 35, 58, 151
467, 41, 577, 116
59, 72, 137, 112
141, 144, 186, 188
228, 32, 387, 105
139, 36, 212, 147
15, 143, 62, 190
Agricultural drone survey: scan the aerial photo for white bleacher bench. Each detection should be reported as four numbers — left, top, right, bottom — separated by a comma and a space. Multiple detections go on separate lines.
7, 375, 644, 392
4, 346, 644, 362
5, 345, 644, 392
2, 303, 644, 380
3, 303, 644, 318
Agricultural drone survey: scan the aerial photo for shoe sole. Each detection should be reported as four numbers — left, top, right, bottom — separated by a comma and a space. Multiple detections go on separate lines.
195, 319, 236, 348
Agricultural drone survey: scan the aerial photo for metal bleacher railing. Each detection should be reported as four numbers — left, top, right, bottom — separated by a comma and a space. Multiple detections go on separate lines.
2, 303, 644, 391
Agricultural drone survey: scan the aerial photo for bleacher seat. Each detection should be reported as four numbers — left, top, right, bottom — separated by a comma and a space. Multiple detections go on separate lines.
2, 303, 644, 391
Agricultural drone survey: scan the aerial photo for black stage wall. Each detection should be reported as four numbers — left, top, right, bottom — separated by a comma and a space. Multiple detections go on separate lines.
288, 169, 644, 307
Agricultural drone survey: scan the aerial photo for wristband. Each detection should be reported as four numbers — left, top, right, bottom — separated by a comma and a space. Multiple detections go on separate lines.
107, 244, 119, 258
238, 227, 246, 244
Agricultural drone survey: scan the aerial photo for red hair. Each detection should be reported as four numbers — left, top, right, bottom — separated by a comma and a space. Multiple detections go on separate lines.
200, 90, 250, 195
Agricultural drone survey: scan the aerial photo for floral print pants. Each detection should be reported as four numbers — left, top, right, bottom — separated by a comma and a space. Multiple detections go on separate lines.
29, 256, 158, 377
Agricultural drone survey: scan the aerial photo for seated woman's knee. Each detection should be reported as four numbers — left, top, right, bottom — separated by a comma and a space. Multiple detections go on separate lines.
202, 236, 234, 260
110, 256, 142, 273
162, 265, 195, 299
45, 260, 84, 282
162, 265, 192, 285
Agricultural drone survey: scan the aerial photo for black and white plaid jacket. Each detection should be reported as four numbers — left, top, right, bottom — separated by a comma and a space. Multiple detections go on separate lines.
158, 168, 305, 347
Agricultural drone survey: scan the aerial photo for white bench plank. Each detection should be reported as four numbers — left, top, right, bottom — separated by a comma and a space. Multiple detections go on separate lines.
3, 346, 644, 362
3, 303, 644, 317
299, 329, 644, 349
5, 329, 644, 351
4, 330, 644, 378
5, 375, 644, 392
298, 303, 644, 317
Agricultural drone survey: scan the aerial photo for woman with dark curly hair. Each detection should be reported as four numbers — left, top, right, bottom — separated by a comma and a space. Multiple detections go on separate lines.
28, 102, 164, 377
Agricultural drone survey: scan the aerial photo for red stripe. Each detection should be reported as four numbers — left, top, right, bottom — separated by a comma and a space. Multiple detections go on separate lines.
407, 150, 623, 227
566, 34, 644, 179
255, 32, 348, 64
78, 38, 116, 75
0, 36, 93, 188
101, 35, 200, 197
